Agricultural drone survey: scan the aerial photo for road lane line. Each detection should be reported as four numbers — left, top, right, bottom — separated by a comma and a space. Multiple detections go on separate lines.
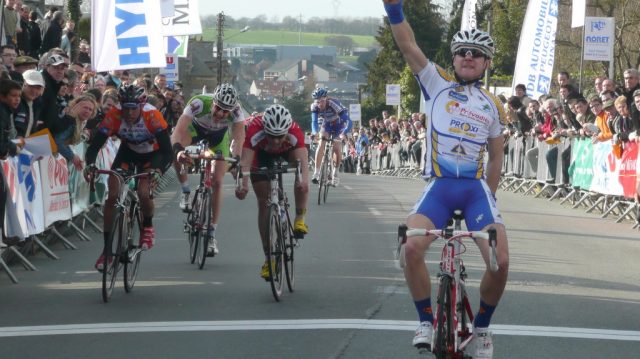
369, 208, 382, 216
0, 320, 638, 341
344, 185, 353, 190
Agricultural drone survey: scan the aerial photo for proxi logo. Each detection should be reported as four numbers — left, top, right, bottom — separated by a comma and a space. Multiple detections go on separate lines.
47, 156, 68, 189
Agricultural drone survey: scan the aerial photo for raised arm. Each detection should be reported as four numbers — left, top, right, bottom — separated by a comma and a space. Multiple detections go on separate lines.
383, 0, 428, 74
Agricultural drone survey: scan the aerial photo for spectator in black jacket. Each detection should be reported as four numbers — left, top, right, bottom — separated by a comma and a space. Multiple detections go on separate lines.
0, 79, 23, 238
40, 10, 64, 55
41, 53, 68, 134
27, 11, 41, 59
15, 5, 30, 56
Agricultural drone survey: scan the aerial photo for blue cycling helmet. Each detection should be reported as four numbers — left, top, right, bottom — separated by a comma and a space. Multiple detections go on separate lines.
312, 87, 328, 99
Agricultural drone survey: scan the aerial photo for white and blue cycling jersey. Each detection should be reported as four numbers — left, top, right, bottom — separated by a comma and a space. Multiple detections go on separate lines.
310, 98, 353, 136
415, 62, 505, 180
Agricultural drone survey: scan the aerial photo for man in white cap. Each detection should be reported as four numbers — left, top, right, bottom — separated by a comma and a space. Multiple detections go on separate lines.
14, 69, 44, 137
41, 53, 67, 132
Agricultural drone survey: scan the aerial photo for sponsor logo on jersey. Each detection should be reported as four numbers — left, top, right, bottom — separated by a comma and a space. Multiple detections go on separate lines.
448, 90, 469, 103
445, 101, 461, 114
449, 119, 479, 136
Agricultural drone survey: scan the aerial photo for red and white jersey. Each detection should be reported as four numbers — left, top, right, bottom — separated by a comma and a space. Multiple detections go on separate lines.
243, 115, 305, 154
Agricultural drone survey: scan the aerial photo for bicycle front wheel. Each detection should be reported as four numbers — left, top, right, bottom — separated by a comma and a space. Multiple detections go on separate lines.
188, 189, 203, 264
102, 212, 123, 302
283, 211, 295, 292
124, 201, 142, 292
196, 189, 211, 270
434, 275, 454, 358
267, 204, 284, 301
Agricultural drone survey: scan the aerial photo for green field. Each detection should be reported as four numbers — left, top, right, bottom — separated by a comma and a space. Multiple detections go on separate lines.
202, 28, 377, 48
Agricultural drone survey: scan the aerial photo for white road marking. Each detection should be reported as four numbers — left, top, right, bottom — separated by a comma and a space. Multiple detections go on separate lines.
0, 320, 638, 341
369, 208, 382, 216
343, 185, 353, 190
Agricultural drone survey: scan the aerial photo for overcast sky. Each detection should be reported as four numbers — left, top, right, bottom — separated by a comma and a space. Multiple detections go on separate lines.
200, 0, 387, 20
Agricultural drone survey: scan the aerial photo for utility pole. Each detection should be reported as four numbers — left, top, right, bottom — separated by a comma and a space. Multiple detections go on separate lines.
216, 12, 225, 85
298, 14, 302, 45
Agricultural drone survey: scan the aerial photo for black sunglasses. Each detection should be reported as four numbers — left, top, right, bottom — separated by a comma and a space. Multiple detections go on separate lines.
454, 48, 487, 59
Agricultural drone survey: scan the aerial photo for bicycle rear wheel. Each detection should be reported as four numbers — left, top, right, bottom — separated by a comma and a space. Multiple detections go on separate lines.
102, 213, 123, 302
283, 210, 295, 292
196, 189, 211, 270
188, 189, 203, 264
317, 157, 327, 205
434, 275, 453, 359
267, 204, 284, 301
124, 201, 142, 292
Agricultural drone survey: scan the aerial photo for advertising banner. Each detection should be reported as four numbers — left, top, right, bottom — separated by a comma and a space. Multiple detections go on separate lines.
583, 17, 615, 62
460, 0, 478, 31
91, 0, 166, 71
39, 155, 72, 228
161, 0, 203, 36
69, 143, 91, 216
511, 0, 559, 99
386, 84, 401, 106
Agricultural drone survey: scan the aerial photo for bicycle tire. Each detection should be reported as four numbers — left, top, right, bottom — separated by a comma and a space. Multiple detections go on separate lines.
267, 204, 284, 301
434, 275, 453, 359
317, 155, 327, 205
283, 207, 295, 292
188, 189, 202, 264
102, 212, 123, 303
124, 199, 142, 292
196, 189, 211, 269
323, 160, 331, 203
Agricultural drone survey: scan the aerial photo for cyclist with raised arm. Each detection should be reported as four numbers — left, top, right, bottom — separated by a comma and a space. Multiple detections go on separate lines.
310, 87, 352, 186
171, 83, 245, 257
383, 1, 509, 358
84, 84, 173, 272
234, 105, 309, 280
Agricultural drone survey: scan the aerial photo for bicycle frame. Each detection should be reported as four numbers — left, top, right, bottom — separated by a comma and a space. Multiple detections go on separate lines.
181, 140, 239, 268
252, 160, 301, 300
88, 166, 156, 302
397, 218, 498, 357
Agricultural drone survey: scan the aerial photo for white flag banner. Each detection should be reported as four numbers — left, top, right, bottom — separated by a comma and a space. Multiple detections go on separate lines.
162, 0, 203, 36
583, 17, 615, 62
91, 0, 166, 72
460, 0, 478, 31
511, 0, 559, 100
571, 0, 586, 28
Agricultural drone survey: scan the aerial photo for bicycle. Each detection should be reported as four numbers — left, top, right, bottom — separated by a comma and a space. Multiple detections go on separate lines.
87, 165, 158, 303
250, 159, 301, 301
397, 211, 498, 358
181, 140, 239, 269
316, 133, 339, 205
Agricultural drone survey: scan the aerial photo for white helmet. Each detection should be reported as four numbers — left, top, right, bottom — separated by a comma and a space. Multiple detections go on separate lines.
450, 28, 495, 58
263, 105, 292, 136
213, 83, 238, 110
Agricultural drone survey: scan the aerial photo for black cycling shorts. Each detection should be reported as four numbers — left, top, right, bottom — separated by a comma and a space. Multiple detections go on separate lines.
112, 145, 165, 172
250, 149, 295, 183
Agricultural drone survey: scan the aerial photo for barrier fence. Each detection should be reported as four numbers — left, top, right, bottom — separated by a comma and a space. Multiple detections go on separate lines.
0, 139, 120, 283
365, 134, 639, 227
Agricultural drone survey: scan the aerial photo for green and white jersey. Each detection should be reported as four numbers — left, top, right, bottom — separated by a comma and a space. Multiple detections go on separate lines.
182, 94, 245, 132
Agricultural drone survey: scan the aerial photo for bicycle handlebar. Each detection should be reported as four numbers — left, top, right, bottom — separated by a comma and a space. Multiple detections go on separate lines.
398, 225, 499, 272
86, 164, 159, 200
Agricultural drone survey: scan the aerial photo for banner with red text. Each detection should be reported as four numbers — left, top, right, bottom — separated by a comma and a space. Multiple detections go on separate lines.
39, 155, 72, 228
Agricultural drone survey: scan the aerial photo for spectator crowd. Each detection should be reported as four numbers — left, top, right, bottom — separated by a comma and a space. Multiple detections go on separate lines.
0, 3, 187, 241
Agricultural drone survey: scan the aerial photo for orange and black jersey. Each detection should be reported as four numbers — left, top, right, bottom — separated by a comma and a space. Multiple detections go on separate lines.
85, 104, 173, 173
